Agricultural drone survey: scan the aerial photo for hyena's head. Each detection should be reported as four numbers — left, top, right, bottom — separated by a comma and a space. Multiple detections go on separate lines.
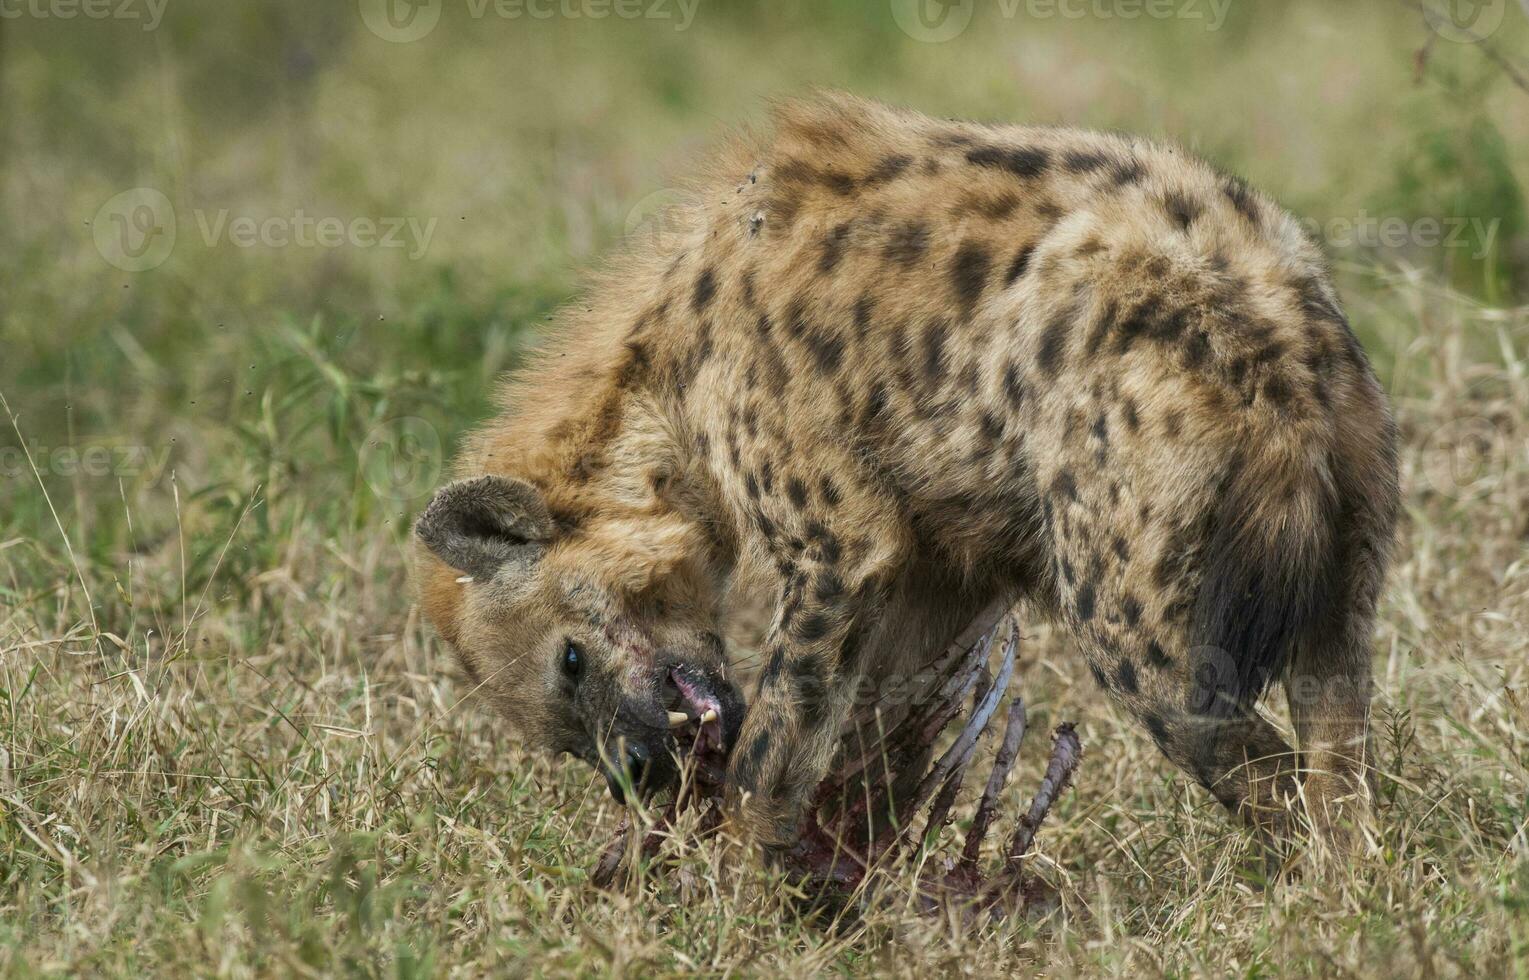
413, 475, 745, 803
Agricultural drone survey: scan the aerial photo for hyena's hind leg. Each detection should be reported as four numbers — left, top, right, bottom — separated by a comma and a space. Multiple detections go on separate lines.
1070, 622, 1303, 839
1284, 430, 1399, 849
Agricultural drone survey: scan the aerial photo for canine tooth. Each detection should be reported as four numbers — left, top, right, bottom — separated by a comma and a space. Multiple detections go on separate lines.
666, 711, 689, 728
455, 575, 474, 584
699, 709, 718, 724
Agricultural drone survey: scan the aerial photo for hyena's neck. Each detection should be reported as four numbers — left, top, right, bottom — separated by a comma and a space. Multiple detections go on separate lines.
468, 305, 726, 558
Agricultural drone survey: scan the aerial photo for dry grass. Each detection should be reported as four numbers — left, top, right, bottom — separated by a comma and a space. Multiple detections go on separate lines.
3, 2, 1529, 975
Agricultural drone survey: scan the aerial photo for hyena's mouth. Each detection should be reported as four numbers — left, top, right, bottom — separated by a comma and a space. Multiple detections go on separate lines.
663, 666, 732, 779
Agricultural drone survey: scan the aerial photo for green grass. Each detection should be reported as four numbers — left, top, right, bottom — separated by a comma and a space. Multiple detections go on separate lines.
2, 1, 1528, 975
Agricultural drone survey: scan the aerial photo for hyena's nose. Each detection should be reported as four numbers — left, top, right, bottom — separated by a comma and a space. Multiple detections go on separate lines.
604, 745, 648, 805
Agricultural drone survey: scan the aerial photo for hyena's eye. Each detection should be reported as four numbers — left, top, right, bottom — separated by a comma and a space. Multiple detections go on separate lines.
561, 640, 584, 682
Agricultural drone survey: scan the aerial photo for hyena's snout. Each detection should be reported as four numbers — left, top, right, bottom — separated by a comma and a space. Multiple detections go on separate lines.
596, 661, 745, 804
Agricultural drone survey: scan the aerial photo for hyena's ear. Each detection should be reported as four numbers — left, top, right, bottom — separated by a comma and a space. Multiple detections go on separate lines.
414, 475, 554, 582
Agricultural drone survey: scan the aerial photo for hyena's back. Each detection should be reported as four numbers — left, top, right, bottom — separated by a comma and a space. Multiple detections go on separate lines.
671, 95, 1398, 831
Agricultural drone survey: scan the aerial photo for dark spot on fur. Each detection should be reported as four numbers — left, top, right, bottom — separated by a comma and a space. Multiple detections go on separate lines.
821, 169, 856, 195
1111, 160, 1146, 186
1090, 662, 1110, 690
966, 145, 1051, 179
1112, 536, 1131, 562
1121, 397, 1141, 433
1122, 596, 1142, 627
786, 477, 809, 508
1223, 177, 1260, 226
1075, 582, 1096, 621
1064, 150, 1108, 174
819, 476, 841, 507
692, 267, 716, 313
1183, 330, 1212, 369
1146, 641, 1171, 668
742, 729, 772, 778
1004, 243, 1036, 286
885, 220, 930, 267
761, 648, 786, 686
861, 384, 888, 428
1262, 375, 1294, 409
1036, 307, 1073, 378
1144, 713, 1171, 747
1116, 660, 1139, 694
794, 612, 830, 643
1050, 469, 1079, 502
922, 319, 949, 383
865, 154, 912, 184
951, 241, 992, 314
1163, 191, 1201, 232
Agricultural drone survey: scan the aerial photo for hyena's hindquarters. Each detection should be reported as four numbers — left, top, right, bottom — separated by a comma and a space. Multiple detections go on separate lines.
1051, 421, 1390, 845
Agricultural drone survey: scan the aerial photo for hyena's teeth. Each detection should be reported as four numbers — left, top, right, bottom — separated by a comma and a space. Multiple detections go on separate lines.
698, 709, 718, 725
666, 711, 690, 728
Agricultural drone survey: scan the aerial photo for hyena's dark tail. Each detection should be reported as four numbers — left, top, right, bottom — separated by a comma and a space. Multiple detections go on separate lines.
1188, 440, 1341, 719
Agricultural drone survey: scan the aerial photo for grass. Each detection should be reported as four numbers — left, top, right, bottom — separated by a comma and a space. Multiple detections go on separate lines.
2, 1, 1528, 975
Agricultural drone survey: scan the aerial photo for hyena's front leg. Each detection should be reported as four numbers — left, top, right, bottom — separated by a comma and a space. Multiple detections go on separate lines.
726, 516, 904, 853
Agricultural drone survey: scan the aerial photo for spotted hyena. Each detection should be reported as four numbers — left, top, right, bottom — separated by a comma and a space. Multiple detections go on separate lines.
414, 94, 1399, 854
